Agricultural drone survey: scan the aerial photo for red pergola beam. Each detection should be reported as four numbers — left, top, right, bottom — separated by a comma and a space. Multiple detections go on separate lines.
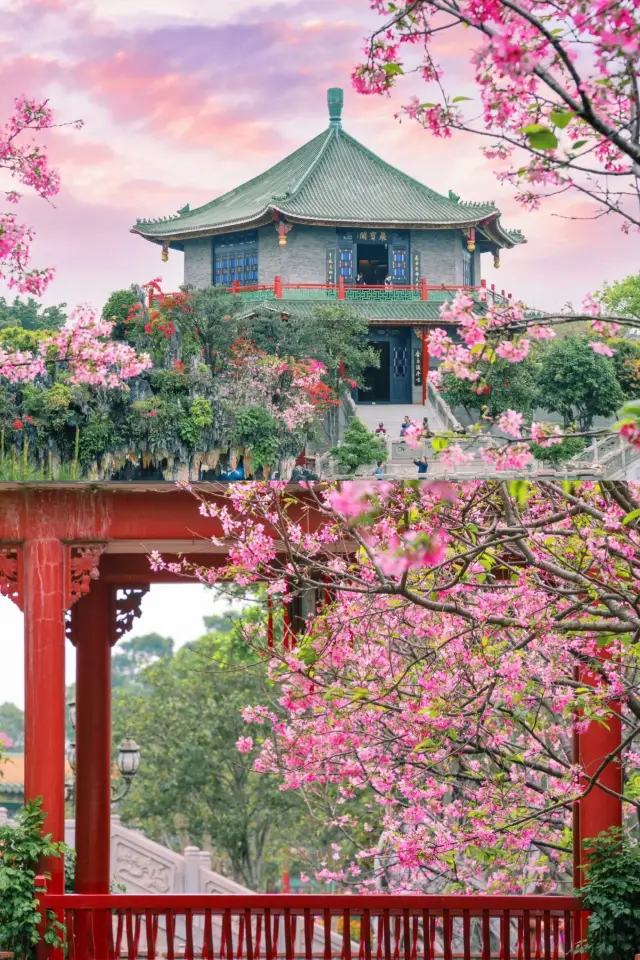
0, 484, 326, 541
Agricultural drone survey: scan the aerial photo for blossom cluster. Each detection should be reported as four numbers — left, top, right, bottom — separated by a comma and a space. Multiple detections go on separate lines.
154, 480, 640, 893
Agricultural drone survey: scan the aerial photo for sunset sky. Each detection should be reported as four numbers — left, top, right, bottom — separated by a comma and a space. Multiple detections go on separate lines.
0, 0, 637, 314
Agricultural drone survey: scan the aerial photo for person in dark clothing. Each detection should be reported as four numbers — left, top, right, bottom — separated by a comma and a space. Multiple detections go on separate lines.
414, 457, 428, 475
400, 415, 412, 438
375, 422, 387, 436
374, 461, 385, 478
356, 273, 365, 286
384, 275, 393, 288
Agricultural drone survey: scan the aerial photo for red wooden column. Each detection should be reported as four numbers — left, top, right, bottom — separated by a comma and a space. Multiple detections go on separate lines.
574, 653, 623, 881
421, 329, 429, 406
73, 579, 114, 896
23, 538, 66, 895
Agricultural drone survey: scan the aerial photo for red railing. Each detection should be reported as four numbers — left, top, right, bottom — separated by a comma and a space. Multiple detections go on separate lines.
147, 278, 516, 308
38, 889, 584, 960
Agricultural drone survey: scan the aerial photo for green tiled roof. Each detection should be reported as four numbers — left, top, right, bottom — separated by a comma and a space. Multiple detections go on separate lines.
132, 89, 524, 250
242, 298, 482, 323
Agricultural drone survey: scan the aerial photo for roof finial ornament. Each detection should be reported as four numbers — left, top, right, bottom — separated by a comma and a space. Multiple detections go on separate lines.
327, 88, 344, 129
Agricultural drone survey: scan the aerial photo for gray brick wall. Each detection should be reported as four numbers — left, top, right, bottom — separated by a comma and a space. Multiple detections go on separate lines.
183, 238, 213, 287
258, 225, 336, 284
183, 226, 481, 291
409, 230, 459, 285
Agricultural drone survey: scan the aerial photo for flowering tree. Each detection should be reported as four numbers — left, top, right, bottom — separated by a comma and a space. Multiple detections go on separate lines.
355, 1, 640, 231
0, 306, 151, 389
353, 4, 640, 462
153, 479, 640, 893
1, 97, 81, 295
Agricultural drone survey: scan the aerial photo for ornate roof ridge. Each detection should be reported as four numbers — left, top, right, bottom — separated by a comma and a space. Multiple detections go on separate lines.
272, 128, 335, 205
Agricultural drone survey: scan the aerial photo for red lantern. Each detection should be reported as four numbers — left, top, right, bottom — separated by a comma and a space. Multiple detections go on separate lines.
275, 220, 293, 246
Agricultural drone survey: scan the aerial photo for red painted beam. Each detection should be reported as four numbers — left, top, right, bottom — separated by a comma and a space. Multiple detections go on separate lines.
0, 486, 327, 542
23, 539, 66, 895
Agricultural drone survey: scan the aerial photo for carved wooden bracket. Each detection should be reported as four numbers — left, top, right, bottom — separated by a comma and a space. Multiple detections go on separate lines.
66, 544, 107, 608
113, 586, 150, 645
0, 544, 22, 610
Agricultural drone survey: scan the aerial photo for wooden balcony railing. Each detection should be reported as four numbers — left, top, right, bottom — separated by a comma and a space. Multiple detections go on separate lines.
37, 885, 584, 960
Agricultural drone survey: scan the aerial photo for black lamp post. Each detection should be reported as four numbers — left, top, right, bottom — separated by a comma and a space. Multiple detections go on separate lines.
65, 699, 141, 805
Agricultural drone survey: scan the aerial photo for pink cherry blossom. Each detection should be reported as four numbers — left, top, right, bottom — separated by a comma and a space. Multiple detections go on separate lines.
160, 480, 639, 895
1, 96, 82, 294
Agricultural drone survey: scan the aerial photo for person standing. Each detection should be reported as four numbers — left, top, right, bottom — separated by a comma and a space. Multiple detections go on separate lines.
400, 415, 411, 438
414, 456, 428, 475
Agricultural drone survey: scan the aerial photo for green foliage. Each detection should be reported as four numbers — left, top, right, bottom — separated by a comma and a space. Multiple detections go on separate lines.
597, 273, 640, 322
234, 407, 280, 472
530, 435, 585, 465
536, 336, 624, 430
578, 828, 640, 959
441, 355, 539, 419
0, 296, 66, 331
0, 328, 46, 353
112, 633, 175, 691
0, 702, 25, 751
609, 337, 640, 398
101, 288, 140, 340
0, 799, 65, 958
112, 626, 311, 889
331, 417, 388, 475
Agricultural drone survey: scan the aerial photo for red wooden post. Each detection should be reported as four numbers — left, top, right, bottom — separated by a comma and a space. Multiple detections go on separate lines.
575, 652, 622, 883
274, 275, 283, 298
421, 278, 429, 301
338, 275, 345, 300
24, 538, 66, 897
233, 280, 240, 293
267, 594, 274, 649
421, 329, 429, 406
73, 581, 113, 897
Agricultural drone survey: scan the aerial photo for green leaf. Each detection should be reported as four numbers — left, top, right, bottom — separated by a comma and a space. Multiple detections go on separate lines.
431, 436, 450, 452
550, 110, 572, 129
382, 62, 404, 77
452, 96, 472, 103
571, 139, 589, 149
527, 128, 559, 150
622, 508, 640, 525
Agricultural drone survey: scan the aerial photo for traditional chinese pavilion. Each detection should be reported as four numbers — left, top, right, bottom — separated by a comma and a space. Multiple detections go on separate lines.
0, 482, 622, 957
132, 88, 525, 406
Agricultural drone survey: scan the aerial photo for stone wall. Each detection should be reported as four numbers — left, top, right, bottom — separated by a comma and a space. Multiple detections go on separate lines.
183, 238, 213, 287
258, 224, 336, 284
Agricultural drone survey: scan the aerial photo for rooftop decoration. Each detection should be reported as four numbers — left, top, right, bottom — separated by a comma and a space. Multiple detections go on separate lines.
131, 89, 525, 252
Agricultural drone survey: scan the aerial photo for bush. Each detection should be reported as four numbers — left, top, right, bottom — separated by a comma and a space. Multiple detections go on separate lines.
331, 418, 388, 475
0, 799, 64, 959
530, 435, 585, 466
101, 288, 140, 341
578, 828, 640, 960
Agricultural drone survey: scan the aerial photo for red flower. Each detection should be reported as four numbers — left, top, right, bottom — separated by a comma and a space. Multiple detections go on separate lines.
23, 415, 34, 424
144, 323, 153, 334
173, 360, 185, 373
12, 419, 24, 430
148, 409, 158, 417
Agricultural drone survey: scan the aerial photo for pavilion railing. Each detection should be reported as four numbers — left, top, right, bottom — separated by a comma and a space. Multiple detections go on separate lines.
37, 887, 584, 960
147, 279, 521, 309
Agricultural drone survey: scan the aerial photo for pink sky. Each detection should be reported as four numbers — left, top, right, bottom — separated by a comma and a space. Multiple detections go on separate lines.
1, 0, 636, 313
